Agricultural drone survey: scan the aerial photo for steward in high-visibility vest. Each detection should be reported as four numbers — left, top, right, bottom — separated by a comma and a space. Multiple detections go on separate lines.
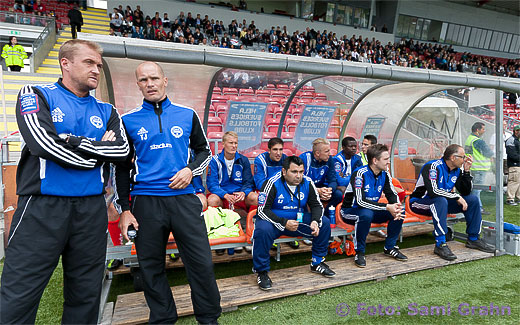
1, 36, 27, 71
465, 133, 492, 171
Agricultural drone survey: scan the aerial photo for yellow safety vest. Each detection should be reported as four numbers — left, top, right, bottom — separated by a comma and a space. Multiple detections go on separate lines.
1, 44, 27, 68
465, 134, 491, 171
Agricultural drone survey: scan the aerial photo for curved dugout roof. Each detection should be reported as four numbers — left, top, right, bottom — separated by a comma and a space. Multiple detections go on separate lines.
81, 34, 512, 250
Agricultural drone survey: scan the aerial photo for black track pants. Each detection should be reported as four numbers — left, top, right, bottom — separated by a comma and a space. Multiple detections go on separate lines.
132, 194, 222, 324
0, 195, 107, 324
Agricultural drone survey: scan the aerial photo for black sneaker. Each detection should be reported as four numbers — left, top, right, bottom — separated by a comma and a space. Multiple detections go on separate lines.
310, 262, 336, 277
288, 241, 299, 249
257, 271, 272, 290
354, 252, 366, 268
506, 200, 518, 206
465, 238, 495, 253
384, 246, 408, 261
215, 249, 225, 256
107, 259, 122, 271
434, 243, 457, 261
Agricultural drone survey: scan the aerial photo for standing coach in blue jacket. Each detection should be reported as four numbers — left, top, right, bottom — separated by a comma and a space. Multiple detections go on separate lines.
299, 138, 342, 208
1, 39, 130, 324
115, 62, 221, 324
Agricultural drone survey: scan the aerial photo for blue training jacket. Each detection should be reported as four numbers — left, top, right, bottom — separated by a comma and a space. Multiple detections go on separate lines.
115, 97, 211, 211
333, 151, 362, 187
253, 151, 287, 190
207, 151, 254, 198
257, 171, 323, 230
341, 165, 398, 210
15, 81, 129, 196
410, 158, 472, 201
299, 151, 337, 190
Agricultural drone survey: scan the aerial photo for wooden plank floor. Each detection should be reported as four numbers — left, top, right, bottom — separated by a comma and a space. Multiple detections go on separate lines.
111, 241, 492, 325
110, 224, 435, 275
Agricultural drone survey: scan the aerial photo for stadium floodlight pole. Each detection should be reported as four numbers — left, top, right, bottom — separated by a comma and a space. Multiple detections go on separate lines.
495, 89, 504, 255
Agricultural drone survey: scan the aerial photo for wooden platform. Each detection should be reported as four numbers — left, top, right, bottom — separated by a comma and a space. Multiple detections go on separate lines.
109, 224, 435, 275
110, 241, 492, 324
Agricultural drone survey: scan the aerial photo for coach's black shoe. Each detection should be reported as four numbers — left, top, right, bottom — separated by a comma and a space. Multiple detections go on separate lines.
384, 246, 408, 261
257, 271, 272, 291
434, 243, 457, 261
215, 249, 225, 255
310, 262, 336, 277
354, 252, 366, 268
288, 240, 299, 249
465, 238, 495, 253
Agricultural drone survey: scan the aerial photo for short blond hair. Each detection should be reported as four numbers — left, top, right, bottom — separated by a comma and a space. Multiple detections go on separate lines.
222, 131, 238, 142
59, 39, 103, 63
312, 138, 330, 153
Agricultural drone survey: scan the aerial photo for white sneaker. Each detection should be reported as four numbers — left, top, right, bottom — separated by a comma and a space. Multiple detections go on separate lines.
245, 246, 252, 253
303, 239, 312, 245
234, 246, 243, 252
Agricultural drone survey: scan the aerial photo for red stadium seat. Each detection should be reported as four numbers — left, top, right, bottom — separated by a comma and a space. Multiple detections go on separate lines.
265, 84, 276, 90
277, 84, 289, 89
271, 90, 286, 98
283, 148, 294, 156
212, 87, 221, 94
222, 87, 238, 95
239, 88, 254, 96
256, 89, 271, 98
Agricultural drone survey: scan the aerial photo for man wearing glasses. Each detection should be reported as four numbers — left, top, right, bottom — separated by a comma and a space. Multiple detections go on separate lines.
409, 144, 494, 261
252, 156, 336, 290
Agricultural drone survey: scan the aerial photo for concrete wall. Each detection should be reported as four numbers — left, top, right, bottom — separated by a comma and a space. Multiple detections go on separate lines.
396, 0, 519, 35
108, 0, 395, 43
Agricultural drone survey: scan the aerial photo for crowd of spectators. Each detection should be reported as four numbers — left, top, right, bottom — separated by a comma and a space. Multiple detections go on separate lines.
108, 4, 519, 79
6, 0, 85, 28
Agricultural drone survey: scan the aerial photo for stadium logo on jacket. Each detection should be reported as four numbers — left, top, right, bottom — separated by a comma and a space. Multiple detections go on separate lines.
171, 126, 183, 138
137, 127, 148, 140
90, 115, 103, 129
51, 107, 65, 123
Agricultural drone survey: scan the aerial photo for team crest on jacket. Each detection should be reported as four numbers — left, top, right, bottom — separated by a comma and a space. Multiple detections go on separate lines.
451, 176, 457, 183
355, 176, 363, 188
51, 107, 65, 122
137, 127, 148, 140
297, 192, 305, 200
334, 161, 342, 173
171, 126, 183, 138
20, 93, 39, 115
258, 192, 266, 206
235, 170, 241, 178
90, 115, 103, 128
429, 169, 437, 180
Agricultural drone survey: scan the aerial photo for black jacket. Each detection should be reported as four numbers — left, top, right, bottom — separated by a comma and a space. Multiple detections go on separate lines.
506, 134, 520, 168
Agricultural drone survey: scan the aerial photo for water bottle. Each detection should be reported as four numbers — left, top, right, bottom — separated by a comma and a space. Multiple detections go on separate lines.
329, 206, 336, 228
227, 248, 235, 255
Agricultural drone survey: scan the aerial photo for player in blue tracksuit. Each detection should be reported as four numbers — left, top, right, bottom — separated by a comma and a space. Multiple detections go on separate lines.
1, 40, 130, 324
207, 131, 257, 212
334, 136, 362, 190
254, 137, 287, 190
409, 144, 494, 261
253, 156, 336, 290
115, 62, 220, 324
299, 138, 342, 208
340, 144, 407, 268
